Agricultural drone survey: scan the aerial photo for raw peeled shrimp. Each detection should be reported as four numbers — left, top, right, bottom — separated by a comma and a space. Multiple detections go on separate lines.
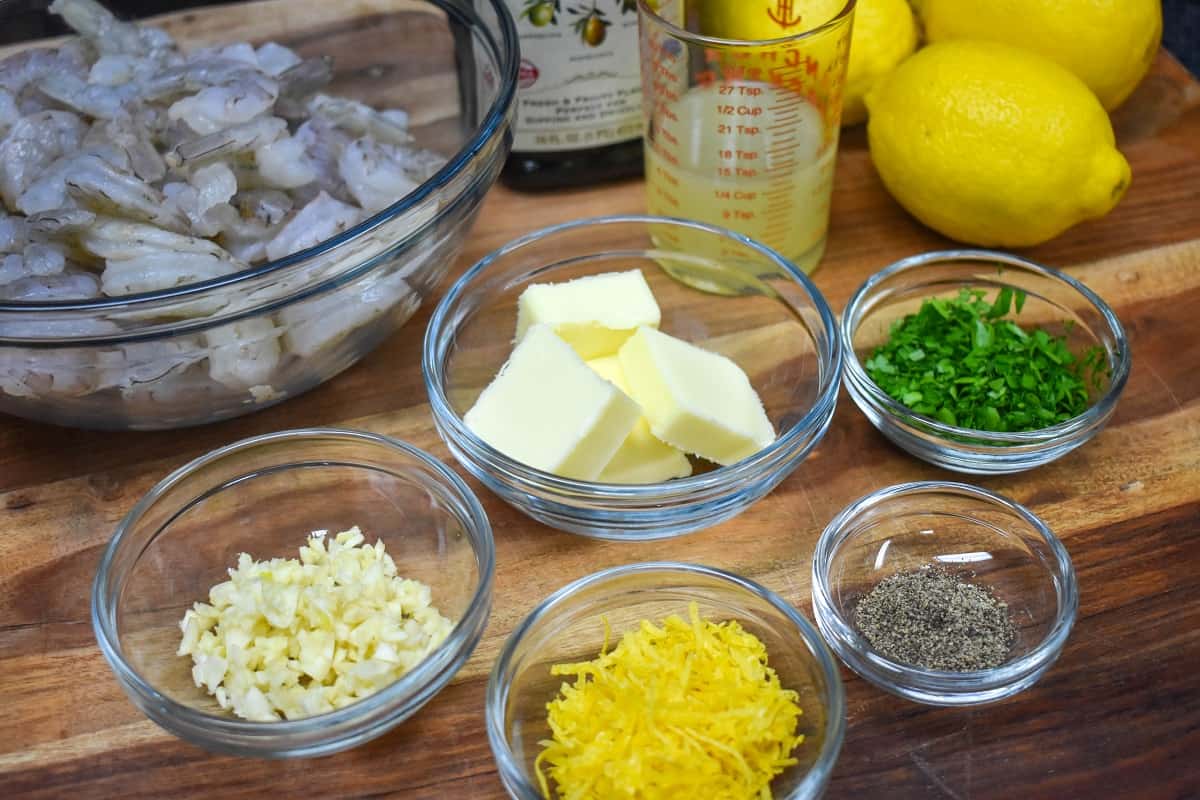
274, 57, 334, 118
168, 115, 286, 168
37, 73, 143, 119
84, 114, 165, 183
236, 189, 292, 227
307, 94, 412, 145
25, 208, 96, 237
21, 243, 68, 276
0, 111, 87, 209
0, 44, 88, 96
0, 213, 26, 253
280, 268, 418, 358
101, 251, 237, 296
0, 90, 19, 137
143, 58, 273, 103
0, 0, 448, 409
190, 43, 258, 68
338, 137, 420, 214
162, 162, 238, 237
254, 133, 318, 189
0, 242, 69, 292
290, 117, 351, 200
264, 191, 361, 262
167, 73, 278, 135
100, 337, 205, 391
0, 255, 25, 285
59, 153, 188, 231
79, 216, 236, 261
204, 314, 281, 389
214, 210, 284, 264
0, 316, 121, 398
49, 0, 175, 58
0, 270, 101, 301
254, 43, 302, 77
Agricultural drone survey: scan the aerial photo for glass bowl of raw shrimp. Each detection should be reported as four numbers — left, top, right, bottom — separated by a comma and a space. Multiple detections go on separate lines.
0, 0, 517, 429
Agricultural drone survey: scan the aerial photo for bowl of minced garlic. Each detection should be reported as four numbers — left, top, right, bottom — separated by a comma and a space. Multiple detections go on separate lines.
486, 563, 846, 800
92, 427, 495, 758
178, 527, 453, 722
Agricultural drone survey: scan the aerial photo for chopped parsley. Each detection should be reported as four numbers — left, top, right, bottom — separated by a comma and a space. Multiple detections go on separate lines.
863, 288, 1109, 433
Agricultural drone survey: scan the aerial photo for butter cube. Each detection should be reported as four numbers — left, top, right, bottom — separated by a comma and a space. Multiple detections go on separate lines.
515, 269, 661, 359
618, 327, 775, 466
586, 356, 693, 484
465, 325, 641, 480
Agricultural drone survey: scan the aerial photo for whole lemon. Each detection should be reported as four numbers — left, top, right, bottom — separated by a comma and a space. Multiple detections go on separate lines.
865, 40, 1131, 248
841, 0, 919, 126
918, 0, 1162, 110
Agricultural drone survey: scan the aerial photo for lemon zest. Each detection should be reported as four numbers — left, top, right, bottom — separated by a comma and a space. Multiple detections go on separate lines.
536, 602, 804, 799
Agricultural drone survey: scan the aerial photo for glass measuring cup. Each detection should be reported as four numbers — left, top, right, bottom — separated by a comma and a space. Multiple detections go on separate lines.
639, 0, 855, 274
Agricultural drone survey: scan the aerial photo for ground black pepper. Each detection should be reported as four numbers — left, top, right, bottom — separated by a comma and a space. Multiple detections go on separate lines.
853, 565, 1016, 672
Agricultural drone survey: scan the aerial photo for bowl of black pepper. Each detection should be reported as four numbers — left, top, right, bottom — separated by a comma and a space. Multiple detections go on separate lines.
810, 481, 1078, 706
840, 250, 1131, 474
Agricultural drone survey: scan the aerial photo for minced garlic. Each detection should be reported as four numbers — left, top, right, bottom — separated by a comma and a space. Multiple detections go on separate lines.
177, 526, 452, 722
536, 602, 805, 800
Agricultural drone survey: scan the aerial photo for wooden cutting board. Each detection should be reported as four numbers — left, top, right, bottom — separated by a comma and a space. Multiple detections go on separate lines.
0, 6, 1198, 797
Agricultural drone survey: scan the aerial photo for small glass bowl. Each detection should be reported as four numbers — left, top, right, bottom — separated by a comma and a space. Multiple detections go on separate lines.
423, 215, 842, 540
487, 562, 846, 799
811, 481, 1078, 706
840, 250, 1130, 474
91, 428, 494, 758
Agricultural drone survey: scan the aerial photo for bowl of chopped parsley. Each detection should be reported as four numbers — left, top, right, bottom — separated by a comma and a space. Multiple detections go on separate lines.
840, 250, 1131, 473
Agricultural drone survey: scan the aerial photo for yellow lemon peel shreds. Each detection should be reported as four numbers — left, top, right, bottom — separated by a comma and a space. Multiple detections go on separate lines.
535, 602, 804, 800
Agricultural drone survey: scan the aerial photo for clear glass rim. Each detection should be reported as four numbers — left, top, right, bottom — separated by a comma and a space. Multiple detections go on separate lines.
811, 481, 1079, 690
636, 0, 857, 48
840, 249, 1132, 447
486, 561, 847, 799
90, 427, 495, 740
422, 214, 844, 501
0, 0, 519, 316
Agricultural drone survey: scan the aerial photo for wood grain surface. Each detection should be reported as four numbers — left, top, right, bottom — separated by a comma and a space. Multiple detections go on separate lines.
1, 17, 1199, 800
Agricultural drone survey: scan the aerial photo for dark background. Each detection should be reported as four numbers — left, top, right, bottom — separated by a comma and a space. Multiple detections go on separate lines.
1164, 0, 1200, 74
2, 0, 1199, 77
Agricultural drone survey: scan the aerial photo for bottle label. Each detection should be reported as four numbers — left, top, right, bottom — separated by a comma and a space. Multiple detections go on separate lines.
503, 0, 643, 152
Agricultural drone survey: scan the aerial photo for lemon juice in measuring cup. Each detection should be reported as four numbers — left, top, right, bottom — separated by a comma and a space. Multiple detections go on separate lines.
639, 0, 854, 275
645, 83, 835, 273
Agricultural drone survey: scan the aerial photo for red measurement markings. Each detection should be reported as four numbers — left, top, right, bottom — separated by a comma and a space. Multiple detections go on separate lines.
715, 105, 766, 117
716, 149, 761, 162
652, 81, 680, 103
659, 104, 679, 123
655, 146, 680, 166
652, 60, 677, 82
652, 185, 680, 209
653, 164, 679, 187
660, 127, 679, 147
717, 123, 761, 135
718, 84, 764, 97
722, 209, 757, 221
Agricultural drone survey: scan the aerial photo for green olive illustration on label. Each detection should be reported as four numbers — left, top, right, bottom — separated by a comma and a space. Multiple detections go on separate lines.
521, 0, 560, 26
570, 3, 611, 46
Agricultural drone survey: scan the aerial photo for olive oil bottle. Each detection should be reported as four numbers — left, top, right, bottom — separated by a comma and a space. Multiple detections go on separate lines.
499, 0, 644, 190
